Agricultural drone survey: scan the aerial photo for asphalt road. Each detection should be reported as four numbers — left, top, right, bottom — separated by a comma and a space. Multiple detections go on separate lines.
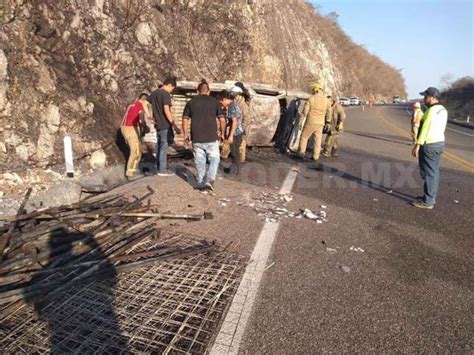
239, 104, 474, 353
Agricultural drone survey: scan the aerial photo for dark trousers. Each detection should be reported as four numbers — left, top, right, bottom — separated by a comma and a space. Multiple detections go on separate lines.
419, 142, 444, 205
229, 134, 243, 174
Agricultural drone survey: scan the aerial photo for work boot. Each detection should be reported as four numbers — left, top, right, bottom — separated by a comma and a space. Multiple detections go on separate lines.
205, 181, 215, 192
412, 201, 434, 209
224, 165, 239, 176
321, 151, 331, 158
157, 169, 175, 176
127, 174, 144, 182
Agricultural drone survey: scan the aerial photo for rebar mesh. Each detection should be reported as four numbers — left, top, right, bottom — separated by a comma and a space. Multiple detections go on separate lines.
0, 233, 244, 354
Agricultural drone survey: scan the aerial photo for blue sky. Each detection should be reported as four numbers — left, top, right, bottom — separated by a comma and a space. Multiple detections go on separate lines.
310, 0, 474, 98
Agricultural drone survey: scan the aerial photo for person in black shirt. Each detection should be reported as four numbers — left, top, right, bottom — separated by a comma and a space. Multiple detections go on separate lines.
182, 80, 227, 191
148, 76, 180, 176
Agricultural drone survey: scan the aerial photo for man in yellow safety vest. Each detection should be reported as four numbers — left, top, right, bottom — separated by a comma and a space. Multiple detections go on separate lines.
412, 87, 448, 209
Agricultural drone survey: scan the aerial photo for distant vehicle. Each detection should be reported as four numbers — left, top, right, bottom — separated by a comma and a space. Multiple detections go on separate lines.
349, 96, 360, 106
338, 97, 351, 106
393, 95, 402, 103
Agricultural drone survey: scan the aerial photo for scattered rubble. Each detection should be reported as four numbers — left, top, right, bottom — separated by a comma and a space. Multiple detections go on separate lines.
339, 265, 352, 273
236, 191, 328, 224
218, 198, 230, 207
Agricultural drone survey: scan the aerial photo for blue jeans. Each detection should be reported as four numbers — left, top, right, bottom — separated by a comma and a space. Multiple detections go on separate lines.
193, 141, 220, 185
156, 129, 169, 172
419, 142, 444, 205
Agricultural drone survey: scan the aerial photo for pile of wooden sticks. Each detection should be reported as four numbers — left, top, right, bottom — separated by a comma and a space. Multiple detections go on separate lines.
0, 186, 214, 320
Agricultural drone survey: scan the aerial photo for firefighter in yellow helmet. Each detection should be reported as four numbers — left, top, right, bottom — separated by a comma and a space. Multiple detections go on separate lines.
298, 83, 328, 160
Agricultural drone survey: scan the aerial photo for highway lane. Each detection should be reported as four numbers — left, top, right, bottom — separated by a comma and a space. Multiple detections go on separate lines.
376, 104, 473, 173
238, 105, 474, 353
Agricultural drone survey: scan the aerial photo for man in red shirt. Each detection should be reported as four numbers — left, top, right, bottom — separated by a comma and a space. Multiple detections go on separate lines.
121, 92, 149, 180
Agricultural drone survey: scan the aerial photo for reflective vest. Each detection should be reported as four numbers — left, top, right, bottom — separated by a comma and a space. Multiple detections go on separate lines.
416, 103, 448, 145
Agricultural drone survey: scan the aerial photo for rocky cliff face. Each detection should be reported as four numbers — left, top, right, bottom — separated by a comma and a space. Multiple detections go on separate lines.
0, 0, 406, 179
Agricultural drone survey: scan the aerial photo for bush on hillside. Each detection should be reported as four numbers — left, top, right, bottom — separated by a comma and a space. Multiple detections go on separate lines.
442, 76, 474, 120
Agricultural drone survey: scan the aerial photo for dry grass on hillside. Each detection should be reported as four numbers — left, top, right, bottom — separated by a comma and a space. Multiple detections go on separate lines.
442, 76, 474, 120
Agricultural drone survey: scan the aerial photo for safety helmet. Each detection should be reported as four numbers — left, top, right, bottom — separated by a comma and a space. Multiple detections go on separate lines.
311, 83, 322, 92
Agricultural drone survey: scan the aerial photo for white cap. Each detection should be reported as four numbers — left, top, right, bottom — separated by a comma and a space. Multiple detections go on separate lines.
230, 86, 243, 94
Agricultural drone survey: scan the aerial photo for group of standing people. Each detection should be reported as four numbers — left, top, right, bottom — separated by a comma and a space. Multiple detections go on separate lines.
182, 80, 249, 191
121, 78, 447, 210
298, 83, 347, 161
120, 77, 250, 192
297, 82, 448, 210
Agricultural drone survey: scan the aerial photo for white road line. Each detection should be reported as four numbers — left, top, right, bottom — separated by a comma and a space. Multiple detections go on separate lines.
210, 167, 299, 355
446, 126, 474, 137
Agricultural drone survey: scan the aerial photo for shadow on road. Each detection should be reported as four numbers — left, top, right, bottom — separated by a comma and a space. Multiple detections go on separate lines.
174, 163, 199, 188
309, 161, 416, 204
24, 227, 129, 354
346, 130, 411, 146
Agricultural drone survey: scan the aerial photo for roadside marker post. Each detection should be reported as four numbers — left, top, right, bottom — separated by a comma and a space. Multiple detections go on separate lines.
64, 135, 74, 178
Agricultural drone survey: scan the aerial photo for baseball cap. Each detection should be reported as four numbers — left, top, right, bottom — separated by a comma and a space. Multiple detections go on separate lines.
234, 82, 246, 91
419, 87, 440, 97
230, 86, 243, 94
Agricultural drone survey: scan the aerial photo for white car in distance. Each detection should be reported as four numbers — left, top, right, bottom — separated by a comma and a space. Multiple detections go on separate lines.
338, 97, 351, 106
349, 96, 360, 106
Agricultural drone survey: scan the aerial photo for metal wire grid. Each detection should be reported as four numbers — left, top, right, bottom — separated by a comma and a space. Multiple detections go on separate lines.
0, 235, 244, 354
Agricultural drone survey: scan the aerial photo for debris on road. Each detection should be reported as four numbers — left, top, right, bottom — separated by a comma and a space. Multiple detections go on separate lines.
339, 265, 351, 273
265, 262, 276, 270
218, 198, 230, 207
302, 208, 327, 223
237, 192, 328, 224
453, 200, 460, 204
0, 186, 215, 316
349, 246, 365, 253
386, 190, 393, 194
0, 186, 245, 353
302, 208, 318, 220
237, 192, 295, 222
326, 247, 337, 254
